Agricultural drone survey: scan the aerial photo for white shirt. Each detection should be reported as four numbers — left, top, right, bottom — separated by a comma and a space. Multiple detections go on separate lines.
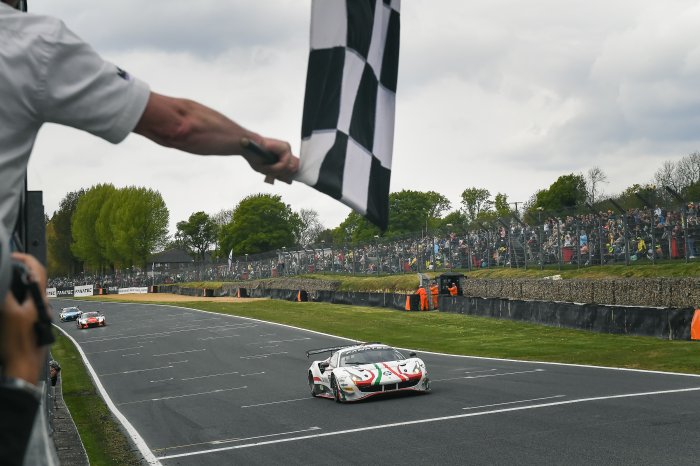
0, 4, 150, 234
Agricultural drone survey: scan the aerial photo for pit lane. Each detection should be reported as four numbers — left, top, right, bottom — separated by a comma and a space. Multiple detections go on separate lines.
52, 298, 700, 465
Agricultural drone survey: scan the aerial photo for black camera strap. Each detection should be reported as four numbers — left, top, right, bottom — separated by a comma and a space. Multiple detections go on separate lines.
27, 282, 54, 346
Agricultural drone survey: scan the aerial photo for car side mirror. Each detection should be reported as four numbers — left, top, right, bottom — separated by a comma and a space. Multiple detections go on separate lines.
319, 361, 329, 372
409, 352, 416, 358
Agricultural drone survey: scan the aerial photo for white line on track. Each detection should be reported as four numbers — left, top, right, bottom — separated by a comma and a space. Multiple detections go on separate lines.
85, 345, 144, 354
160, 386, 700, 461
180, 371, 239, 381
241, 397, 312, 408
121, 353, 141, 357
150, 377, 175, 383
240, 372, 266, 377
167, 360, 189, 365
247, 337, 311, 345
152, 427, 321, 453
117, 386, 248, 405
432, 369, 544, 382
81, 323, 252, 343
199, 335, 240, 340
100, 365, 173, 376
240, 351, 288, 359
153, 349, 206, 357
462, 395, 566, 410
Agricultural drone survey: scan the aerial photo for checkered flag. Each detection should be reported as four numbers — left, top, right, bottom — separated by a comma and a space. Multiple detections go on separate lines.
296, 0, 401, 231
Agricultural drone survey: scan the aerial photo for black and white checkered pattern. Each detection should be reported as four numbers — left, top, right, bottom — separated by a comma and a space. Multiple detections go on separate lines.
297, 0, 400, 231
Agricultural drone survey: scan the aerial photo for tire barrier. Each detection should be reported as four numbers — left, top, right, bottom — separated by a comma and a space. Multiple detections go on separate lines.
440, 295, 695, 340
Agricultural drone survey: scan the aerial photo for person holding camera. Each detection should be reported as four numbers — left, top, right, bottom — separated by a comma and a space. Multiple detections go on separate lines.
0, 252, 51, 466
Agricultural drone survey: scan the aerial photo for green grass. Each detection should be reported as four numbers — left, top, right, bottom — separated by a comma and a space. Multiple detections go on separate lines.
51, 332, 143, 466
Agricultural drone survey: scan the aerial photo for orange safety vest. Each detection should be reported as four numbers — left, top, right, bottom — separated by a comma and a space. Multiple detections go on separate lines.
417, 287, 428, 311
430, 284, 439, 308
448, 284, 458, 296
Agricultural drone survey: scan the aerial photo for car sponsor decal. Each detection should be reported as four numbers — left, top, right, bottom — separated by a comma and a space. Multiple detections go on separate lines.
373, 364, 382, 385
382, 363, 409, 382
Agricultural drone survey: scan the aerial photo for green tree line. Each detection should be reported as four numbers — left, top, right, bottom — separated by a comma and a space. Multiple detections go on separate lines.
46, 152, 700, 276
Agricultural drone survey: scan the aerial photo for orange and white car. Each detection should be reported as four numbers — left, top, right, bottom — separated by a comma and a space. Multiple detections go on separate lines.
76, 311, 106, 329
307, 343, 430, 403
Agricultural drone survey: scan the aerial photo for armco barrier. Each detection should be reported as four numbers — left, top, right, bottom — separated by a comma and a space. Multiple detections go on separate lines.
439, 295, 694, 340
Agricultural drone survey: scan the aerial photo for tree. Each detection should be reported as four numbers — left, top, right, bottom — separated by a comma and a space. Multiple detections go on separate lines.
493, 193, 511, 218
176, 211, 217, 263
47, 189, 85, 276
387, 190, 450, 237
219, 194, 301, 255
209, 208, 232, 258
71, 184, 116, 269
531, 173, 587, 214
111, 187, 169, 268
586, 166, 608, 205
297, 208, 324, 246
460, 188, 492, 223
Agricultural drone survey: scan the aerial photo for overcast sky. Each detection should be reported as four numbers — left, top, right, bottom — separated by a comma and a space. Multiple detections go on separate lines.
27, 0, 700, 233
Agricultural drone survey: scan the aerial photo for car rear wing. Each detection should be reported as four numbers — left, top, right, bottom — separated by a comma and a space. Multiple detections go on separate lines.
305, 345, 353, 359
305, 342, 384, 358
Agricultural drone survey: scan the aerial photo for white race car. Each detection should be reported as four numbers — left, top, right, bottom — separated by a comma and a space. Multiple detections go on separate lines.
307, 343, 430, 403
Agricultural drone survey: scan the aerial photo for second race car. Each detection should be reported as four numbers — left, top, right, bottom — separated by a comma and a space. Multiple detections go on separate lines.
307, 342, 430, 403
59, 306, 82, 322
76, 311, 106, 329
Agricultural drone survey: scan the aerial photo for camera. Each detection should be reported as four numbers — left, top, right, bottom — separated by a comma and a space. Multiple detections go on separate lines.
0, 226, 54, 346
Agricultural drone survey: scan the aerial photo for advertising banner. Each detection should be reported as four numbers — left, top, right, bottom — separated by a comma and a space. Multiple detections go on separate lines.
74, 285, 94, 297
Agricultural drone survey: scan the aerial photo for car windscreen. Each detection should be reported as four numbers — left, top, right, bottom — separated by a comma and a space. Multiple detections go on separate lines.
83, 312, 99, 317
340, 348, 405, 366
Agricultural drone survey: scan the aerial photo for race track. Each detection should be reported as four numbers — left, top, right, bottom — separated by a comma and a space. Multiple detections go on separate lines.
52, 298, 700, 465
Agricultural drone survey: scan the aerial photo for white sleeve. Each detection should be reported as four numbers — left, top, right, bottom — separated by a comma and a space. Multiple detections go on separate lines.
39, 20, 150, 144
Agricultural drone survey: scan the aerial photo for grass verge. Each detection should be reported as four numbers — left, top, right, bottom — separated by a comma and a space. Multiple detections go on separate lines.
51, 331, 143, 466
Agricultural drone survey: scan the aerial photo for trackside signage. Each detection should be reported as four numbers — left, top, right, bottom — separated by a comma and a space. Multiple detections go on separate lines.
46, 288, 57, 298
74, 285, 94, 297
118, 287, 149, 295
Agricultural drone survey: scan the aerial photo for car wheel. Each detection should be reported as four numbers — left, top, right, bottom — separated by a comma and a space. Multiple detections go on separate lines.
308, 372, 318, 397
331, 376, 342, 403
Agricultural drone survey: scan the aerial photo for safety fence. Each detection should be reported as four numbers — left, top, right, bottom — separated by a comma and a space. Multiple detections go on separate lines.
48, 201, 699, 289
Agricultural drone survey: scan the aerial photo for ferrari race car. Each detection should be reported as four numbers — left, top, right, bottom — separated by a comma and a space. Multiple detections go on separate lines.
307, 343, 430, 403
59, 306, 82, 322
76, 311, 106, 329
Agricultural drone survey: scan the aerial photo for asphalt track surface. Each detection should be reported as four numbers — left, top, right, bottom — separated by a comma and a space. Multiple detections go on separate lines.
53, 298, 700, 465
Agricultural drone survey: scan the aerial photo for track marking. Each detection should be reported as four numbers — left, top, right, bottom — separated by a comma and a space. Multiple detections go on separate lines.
80, 323, 253, 343
152, 427, 321, 453
150, 377, 174, 383
240, 351, 288, 359
159, 386, 700, 460
240, 371, 266, 377
153, 349, 206, 357
199, 335, 240, 340
432, 368, 544, 382
463, 395, 566, 410
180, 371, 239, 381
117, 386, 248, 405
122, 353, 141, 357
247, 337, 311, 345
100, 365, 173, 376
86, 345, 144, 354
241, 397, 311, 408
167, 360, 189, 365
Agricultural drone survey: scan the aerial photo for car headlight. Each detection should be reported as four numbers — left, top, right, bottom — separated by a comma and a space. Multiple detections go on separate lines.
350, 374, 363, 382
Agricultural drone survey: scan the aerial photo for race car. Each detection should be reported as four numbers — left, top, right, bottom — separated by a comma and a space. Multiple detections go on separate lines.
59, 306, 82, 322
307, 343, 430, 403
76, 311, 106, 329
